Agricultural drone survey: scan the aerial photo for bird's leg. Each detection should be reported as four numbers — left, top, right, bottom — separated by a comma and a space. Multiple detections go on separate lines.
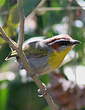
38, 83, 48, 97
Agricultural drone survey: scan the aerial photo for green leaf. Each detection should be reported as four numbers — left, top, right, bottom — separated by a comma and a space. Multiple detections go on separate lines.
43, 106, 50, 110
0, 84, 8, 110
8, 5, 19, 25
39, 74, 50, 85
0, 0, 6, 7
23, 0, 41, 17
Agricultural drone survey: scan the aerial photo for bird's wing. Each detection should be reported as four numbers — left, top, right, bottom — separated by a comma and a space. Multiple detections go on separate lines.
23, 41, 49, 58
23, 37, 53, 58
22, 37, 44, 49
5, 37, 45, 60
5, 37, 52, 60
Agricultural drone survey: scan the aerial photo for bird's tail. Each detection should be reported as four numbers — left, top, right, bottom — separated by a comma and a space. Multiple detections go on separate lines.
5, 50, 17, 61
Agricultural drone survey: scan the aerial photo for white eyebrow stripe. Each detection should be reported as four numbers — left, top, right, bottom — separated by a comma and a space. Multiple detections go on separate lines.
48, 39, 70, 46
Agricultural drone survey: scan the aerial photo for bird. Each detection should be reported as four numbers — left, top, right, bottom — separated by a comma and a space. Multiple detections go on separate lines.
6, 34, 80, 75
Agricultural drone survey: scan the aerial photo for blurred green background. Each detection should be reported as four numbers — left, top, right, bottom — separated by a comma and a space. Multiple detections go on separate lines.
0, 0, 85, 110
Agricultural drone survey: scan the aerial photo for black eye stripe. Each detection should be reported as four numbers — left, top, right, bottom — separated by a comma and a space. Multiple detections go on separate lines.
58, 40, 70, 45
48, 40, 70, 46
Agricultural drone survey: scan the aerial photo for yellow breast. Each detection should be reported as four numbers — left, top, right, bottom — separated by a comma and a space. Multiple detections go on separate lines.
48, 47, 72, 69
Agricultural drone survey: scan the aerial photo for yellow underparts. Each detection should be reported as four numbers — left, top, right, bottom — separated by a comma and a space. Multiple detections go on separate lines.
48, 47, 72, 69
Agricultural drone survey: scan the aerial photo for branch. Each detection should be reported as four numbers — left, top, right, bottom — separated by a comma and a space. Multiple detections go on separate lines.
36, 0, 46, 8
17, 0, 24, 50
28, 0, 46, 17
0, 27, 18, 50
37, 6, 81, 12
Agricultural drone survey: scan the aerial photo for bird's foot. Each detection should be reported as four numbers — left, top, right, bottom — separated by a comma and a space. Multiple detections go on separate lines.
38, 83, 48, 97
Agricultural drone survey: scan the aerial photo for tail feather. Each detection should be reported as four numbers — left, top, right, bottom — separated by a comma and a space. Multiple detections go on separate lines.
5, 50, 17, 61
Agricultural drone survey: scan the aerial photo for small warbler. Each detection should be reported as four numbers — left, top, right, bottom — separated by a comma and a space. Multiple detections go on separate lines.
6, 34, 80, 75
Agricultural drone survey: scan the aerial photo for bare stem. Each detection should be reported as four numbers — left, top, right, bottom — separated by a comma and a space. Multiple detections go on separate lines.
28, 0, 46, 17
36, 0, 46, 8
17, 0, 24, 50
0, 27, 18, 50
37, 6, 81, 12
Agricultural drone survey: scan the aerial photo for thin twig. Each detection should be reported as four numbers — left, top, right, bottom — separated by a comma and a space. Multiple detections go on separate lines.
37, 6, 81, 12
17, 0, 24, 50
0, 6, 81, 16
36, 0, 46, 8
0, 27, 18, 50
28, 0, 47, 17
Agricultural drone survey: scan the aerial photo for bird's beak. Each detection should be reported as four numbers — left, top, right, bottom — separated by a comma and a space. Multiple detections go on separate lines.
70, 40, 80, 45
